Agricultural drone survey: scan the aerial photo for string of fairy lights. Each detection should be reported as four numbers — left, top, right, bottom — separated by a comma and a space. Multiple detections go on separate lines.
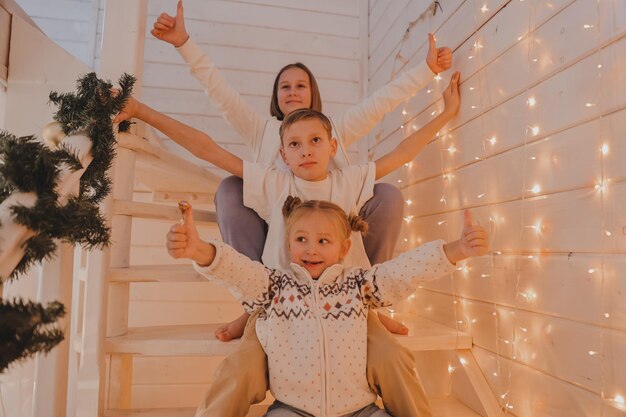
378, 0, 625, 414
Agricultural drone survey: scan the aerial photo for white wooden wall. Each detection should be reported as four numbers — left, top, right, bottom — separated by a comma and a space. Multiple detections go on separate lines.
13, 0, 101, 69
368, 1, 626, 416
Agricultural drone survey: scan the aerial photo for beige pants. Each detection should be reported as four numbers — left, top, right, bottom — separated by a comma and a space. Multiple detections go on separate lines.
195, 311, 433, 417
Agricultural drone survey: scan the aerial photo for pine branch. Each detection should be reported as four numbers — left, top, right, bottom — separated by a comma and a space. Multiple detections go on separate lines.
0, 299, 65, 372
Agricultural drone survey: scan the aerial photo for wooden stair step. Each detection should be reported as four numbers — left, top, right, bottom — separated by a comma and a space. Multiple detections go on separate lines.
113, 200, 216, 223
117, 132, 220, 196
105, 315, 472, 356
109, 264, 204, 283
104, 397, 481, 417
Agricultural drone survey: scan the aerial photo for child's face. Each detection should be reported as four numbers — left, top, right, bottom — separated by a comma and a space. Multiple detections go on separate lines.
280, 118, 338, 181
277, 67, 313, 116
287, 211, 351, 279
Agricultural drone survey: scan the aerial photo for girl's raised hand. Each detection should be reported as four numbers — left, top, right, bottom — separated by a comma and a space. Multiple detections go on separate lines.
426, 33, 453, 74
442, 72, 461, 117
151, 0, 189, 48
167, 202, 201, 260
458, 210, 489, 257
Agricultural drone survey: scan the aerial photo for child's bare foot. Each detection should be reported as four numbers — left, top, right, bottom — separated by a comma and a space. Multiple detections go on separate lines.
214, 312, 250, 341
378, 312, 409, 335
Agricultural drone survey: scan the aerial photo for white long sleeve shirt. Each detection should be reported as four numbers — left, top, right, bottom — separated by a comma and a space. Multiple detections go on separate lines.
194, 239, 455, 417
176, 38, 435, 169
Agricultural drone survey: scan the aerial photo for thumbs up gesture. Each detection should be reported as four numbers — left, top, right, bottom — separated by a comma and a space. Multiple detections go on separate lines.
151, 0, 189, 48
167, 201, 204, 261
442, 210, 489, 264
458, 210, 489, 257
426, 33, 453, 74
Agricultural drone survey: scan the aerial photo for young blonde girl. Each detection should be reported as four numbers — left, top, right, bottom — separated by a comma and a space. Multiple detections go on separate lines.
167, 198, 489, 417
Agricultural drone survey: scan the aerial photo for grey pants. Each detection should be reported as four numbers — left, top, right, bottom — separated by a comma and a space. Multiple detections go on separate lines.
264, 401, 391, 417
214, 176, 405, 264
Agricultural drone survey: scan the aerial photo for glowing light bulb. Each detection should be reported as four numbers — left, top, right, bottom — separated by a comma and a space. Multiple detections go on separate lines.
431, 110, 437, 116
405, 199, 412, 206
400, 124, 405, 129
588, 268, 596, 274
493, 372, 498, 377
448, 365, 455, 373
604, 313, 610, 318
614, 395, 625, 406
521, 290, 537, 301
481, 274, 490, 278
397, 179, 402, 183
477, 193, 485, 198
473, 41, 483, 50
471, 105, 478, 109
437, 219, 447, 225
434, 74, 443, 81
597, 64, 602, 69
404, 162, 410, 167
605, 230, 612, 236
585, 103, 595, 107
601, 144, 609, 155
488, 136, 497, 145
402, 109, 408, 116
403, 238, 408, 242
447, 145, 457, 154
583, 24, 594, 29
527, 97, 536, 107
404, 215, 413, 223
588, 350, 599, 356
412, 124, 418, 131
480, 4, 489, 13
469, 55, 475, 60
426, 89, 432, 94
531, 184, 541, 194
469, 86, 475, 91
530, 126, 540, 136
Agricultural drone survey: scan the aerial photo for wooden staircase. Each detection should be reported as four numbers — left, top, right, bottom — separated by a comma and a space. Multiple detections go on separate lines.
69, 132, 504, 417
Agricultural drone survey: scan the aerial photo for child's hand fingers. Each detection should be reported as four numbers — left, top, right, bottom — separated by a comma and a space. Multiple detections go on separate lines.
157, 13, 175, 26
154, 21, 172, 32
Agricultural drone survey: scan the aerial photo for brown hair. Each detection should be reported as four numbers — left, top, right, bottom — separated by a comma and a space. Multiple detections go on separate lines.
282, 196, 368, 240
279, 108, 333, 146
270, 63, 322, 121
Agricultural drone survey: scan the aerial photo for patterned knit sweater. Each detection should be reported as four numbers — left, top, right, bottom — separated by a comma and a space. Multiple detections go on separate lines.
194, 239, 455, 417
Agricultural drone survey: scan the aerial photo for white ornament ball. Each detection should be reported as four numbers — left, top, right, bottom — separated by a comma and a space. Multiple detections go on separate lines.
42, 121, 65, 148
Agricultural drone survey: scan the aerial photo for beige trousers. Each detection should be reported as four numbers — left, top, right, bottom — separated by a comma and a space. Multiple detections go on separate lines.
195, 311, 433, 417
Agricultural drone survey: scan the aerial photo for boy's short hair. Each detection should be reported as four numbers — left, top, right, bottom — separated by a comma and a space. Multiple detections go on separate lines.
279, 109, 333, 146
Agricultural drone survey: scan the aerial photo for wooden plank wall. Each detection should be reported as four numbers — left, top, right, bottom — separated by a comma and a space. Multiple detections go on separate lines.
368, 0, 626, 416
141, 0, 366, 177
13, 0, 100, 68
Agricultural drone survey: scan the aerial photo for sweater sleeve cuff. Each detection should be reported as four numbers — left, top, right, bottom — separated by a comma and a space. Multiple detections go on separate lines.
192, 238, 224, 275
433, 239, 457, 271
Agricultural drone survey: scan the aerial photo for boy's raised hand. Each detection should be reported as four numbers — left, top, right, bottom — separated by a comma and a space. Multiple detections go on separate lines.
442, 72, 461, 117
458, 210, 489, 257
152, 0, 189, 48
167, 202, 202, 260
426, 33, 453, 74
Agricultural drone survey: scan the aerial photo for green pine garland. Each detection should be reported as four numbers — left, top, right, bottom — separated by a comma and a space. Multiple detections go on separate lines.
0, 72, 135, 372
